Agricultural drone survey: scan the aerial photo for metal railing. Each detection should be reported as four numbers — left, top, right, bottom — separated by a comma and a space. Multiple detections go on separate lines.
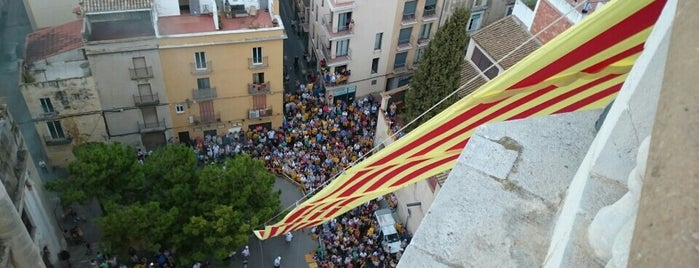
422, 7, 438, 20
248, 81, 271, 95
248, 56, 269, 69
401, 13, 417, 24
194, 112, 221, 124
133, 93, 160, 106
190, 61, 213, 75
138, 119, 167, 133
192, 87, 218, 101
248, 107, 273, 119
129, 67, 153, 79
44, 134, 72, 146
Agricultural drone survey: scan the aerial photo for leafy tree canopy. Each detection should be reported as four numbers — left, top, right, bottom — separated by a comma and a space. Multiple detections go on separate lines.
46, 143, 281, 264
404, 6, 470, 132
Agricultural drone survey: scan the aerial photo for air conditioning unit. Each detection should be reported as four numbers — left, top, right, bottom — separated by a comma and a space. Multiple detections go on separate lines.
248, 109, 260, 119
188, 115, 194, 124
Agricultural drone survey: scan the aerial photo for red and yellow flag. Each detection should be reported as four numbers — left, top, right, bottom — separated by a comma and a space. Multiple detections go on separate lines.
254, 0, 667, 240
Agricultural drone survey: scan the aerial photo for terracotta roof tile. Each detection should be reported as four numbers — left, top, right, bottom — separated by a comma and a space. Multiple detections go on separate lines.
457, 62, 488, 98
471, 16, 541, 69
82, 0, 152, 13
25, 20, 84, 63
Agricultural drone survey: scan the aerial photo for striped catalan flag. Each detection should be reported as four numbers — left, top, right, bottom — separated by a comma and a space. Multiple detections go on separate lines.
254, 0, 668, 240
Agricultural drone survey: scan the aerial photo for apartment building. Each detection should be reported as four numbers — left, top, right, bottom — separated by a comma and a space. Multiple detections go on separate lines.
156, 0, 284, 144
441, 0, 516, 32
20, 20, 108, 167
0, 104, 63, 268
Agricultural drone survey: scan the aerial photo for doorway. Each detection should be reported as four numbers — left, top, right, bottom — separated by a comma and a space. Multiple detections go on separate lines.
178, 131, 191, 146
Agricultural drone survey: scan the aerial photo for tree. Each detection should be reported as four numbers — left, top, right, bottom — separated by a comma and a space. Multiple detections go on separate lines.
47, 144, 281, 264
404, 6, 470, 132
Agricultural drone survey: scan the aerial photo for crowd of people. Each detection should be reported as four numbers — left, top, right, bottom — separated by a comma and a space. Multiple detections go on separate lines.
311, 199, 411, 268
191, 82, 381, 194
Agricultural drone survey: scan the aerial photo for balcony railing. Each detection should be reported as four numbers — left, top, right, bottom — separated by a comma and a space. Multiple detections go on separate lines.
190, 61, 212, 75
138, 119, 167, 133
320, 42, 352, 66
401, 13, 417, 25
327, 0, 357, 12
393, 64, 410, 74
39, 111, 58, 118
129, 67, 153, 80
44, 134, 72, 146
133, 93, 160, 106
396, 36, 414, 51
192, 112, 221, 125
248, 107, 273, 119
321, 15, 354, 40
248, 56, 269, 69
417, 36, 431, 47
192, 87, 217, 101
248, 81, 271, 95
422, 7, 438, 21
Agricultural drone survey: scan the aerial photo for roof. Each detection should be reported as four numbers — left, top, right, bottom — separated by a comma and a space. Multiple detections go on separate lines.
472, 16, 541, 69
25, 20, 84, 63
82, 0, 152, 13
457, 62, 488, 98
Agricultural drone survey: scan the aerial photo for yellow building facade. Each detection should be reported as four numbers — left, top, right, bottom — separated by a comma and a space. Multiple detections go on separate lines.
157, 2, 285, 144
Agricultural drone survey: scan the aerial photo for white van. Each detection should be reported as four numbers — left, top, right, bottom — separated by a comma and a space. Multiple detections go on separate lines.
374, 209, 402, 254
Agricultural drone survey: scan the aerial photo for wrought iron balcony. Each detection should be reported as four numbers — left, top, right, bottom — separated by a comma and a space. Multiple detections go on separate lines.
138, 119, 167, 133
129, 67, 153, 80
320, 15, 354, 40
44, 134, 72, 146
190, 61, 213, 75
422, 8, 438, 21
133, 93, 160, 106
248, 56, 269, 69
192, 112, 221, 125
396, 36, 415, 52
401, 13, 417, 25
248, 81, 271, 95
192, 87, 217, 101
248, 107, 273, 119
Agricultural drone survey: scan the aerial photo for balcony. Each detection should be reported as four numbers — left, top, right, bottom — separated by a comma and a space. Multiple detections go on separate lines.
190, 61, 212, 75
248, 56, 269, 69
192, 88, 217, 101
129, 67, 153, 80
321, 15, 354, 41
39, 111, 58, 118
327, 0, 357, 12
248, 81, 271, 95
44, 134, 72, 146
422, 7, 439, 21
192, 112, 221, 125
393, 64, 410, 74
133, 93, 160, 106
417, 36, 431, 47
401, 13, 417, 26
248, 107, 273, 119
396, 36, 414, 52
320, 42, 352, 67
138, 119, 167, 133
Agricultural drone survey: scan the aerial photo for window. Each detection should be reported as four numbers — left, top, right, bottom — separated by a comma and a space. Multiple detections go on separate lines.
315, 6, 318, 21
176, 104, 185, 113
138, 83, 153, 96
371, 79, 377, 85
39, 98, 54, 113
424, 0, 437, 16
338, 12, 352, 31
197, 78, 211, 89
252, 47, 263, 64
321, 0, 323, 7
374, 33, 383, 50
46, 121, 65, 139
419, 23, 432, 39
506, 5, 514, 15
371, 58, 379, 74
394, 52, 408, 68
336, 39, 350, 57
194, 52, 207, 69
253, 95, 266, 109
398, 28, 412, 44
472, 0, 488, 7
468, 12, 483, 32
414, 48, 425, 64
471, 46, 498, 79
403, 1, 417, 20
253, 72, 265, 84
398, 75, 413, 87
132, 56, 150, 77
199, 100, 215, 123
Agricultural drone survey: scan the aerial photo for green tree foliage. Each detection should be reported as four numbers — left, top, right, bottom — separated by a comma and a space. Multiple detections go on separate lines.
47, 144, 281, 264
404, 7, 470, 132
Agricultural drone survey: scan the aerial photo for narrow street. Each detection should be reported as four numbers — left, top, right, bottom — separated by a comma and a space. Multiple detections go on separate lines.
280, 0, 315, 94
